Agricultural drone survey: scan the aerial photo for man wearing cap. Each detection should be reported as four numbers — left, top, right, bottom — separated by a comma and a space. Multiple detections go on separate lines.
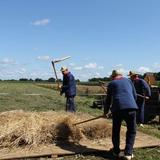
129, 71, 151, 127
103, 70, 138, 160
60, 66, 76, 112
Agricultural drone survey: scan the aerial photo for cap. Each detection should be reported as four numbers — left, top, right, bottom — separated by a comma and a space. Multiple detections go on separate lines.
60, 66, 68, 72
110, 70, 123, 78
128, 71, 138, 76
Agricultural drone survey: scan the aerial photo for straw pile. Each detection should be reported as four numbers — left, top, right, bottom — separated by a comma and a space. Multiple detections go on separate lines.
0, 110, 113, 149
82, 121, 112, 140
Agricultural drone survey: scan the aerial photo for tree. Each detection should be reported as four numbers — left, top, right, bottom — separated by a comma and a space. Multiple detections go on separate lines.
35, 78, 43, 82
88, 77, 111, 82
19, 78, 28, 81
155, 72, 160, 81
76, 79, 80, 82
48, 77, 55, 82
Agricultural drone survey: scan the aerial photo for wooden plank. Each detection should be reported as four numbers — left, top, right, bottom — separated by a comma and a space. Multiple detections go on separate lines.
0, 147, 106, 160
0, 144, 160, 160
0, 130, 160, 160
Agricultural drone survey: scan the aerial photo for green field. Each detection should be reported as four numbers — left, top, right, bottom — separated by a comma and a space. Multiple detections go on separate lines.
0, 82, 101, 115
0, 82, 159, 160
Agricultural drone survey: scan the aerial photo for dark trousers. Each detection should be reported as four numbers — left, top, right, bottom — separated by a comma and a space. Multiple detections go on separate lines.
136, 101, 145, 124
66, 96, 76, 112
112, 110, 137, 155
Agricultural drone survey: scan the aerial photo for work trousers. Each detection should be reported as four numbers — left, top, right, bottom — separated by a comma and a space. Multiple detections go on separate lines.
136, 100, 145, 124
66, 96, 76, 112
112, 109, 137, 155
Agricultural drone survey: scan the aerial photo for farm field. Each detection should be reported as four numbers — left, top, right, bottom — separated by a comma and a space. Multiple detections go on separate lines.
36, 83, 106, 95
0, 82, 100, 115
0, 82, 159, 160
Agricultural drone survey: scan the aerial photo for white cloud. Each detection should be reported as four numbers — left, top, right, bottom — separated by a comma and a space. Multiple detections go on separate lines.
98, 66, 104, 69
118, 68, 127, 75
0, 60, 55, 80
17, 68, 27, 75
78, 74, 89, 80
33, 48, 39, 51
31, 19, 51, 26
95, 72, 101, 77
37, 56, 51, 61
74, 66, 83, 70
107, 71, 112, 77
69, 63, 75, 66
115, 64, 123, 68
153, 62, 160, 69
0, 58, 16, 65
84, 63, 97, 69
113, 64, 129, 76
138, 66, 151, 74
84, 57, 91, 61
30, 70, 51, 79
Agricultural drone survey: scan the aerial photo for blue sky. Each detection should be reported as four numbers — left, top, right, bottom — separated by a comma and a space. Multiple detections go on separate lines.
0, 0, 160, 81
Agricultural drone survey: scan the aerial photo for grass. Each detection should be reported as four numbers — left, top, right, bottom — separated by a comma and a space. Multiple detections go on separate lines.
0, 82, 101, 115
36, 83, 106, 95
0, 81, 159, 160
0, 82, 64, 111
55, 147, 160, 160
137, 122, 160, 139
133, 147, 160, 160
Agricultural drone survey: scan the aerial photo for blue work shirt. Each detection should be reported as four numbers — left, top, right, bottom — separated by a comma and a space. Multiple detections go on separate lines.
104, 77, 138, 113
132, 78, 151, 96
132, 77, 151, 106
61, 72, 76, 97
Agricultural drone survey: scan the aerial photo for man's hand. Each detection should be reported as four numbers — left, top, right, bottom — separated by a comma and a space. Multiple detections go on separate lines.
58, 84, 62, 89
58, 84, 63, 95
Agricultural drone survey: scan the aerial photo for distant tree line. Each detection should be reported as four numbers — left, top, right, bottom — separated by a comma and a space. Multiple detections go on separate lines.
19, 77, 61, 82
88, 77, 111, 82
0, 77, 59, 82
155, 72, 160, 81
0, 77, 80, 83
88, 72, 160, 82
0, 72, 160, 82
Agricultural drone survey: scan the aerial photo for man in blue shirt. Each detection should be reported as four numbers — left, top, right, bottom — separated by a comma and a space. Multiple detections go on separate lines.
129, 71, 151, 127
60, 66, 76, 112
104, 70, 138, 160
